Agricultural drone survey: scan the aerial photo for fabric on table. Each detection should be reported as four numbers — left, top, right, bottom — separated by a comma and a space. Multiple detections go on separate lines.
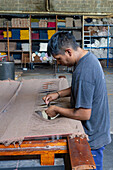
0, 78, 86, 146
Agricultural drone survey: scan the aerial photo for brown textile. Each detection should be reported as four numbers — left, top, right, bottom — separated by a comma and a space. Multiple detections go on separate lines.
0, 78, 86, 146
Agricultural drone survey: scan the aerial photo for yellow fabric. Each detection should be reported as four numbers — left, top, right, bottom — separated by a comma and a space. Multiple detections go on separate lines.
20, 30, 29, 40
3, 31, 12, 38
47, 30, 56, 39
0, 52, 6, 55
31, 18, 39, 22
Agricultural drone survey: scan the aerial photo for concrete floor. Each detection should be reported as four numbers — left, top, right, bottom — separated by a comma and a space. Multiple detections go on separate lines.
16, 64, 113, 170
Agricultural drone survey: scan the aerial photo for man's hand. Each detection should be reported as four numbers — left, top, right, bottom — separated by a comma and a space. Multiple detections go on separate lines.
45, 105, 58, 118
42, 92, 59, 105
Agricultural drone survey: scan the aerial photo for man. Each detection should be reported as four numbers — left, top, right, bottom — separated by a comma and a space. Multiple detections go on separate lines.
43, 31, 111, 170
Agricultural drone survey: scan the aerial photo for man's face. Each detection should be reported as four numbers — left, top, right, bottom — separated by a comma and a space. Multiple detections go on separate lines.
53, 50, 75, 67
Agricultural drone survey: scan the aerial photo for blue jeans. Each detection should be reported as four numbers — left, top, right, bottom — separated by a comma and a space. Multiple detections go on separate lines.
91, 146, 105, 170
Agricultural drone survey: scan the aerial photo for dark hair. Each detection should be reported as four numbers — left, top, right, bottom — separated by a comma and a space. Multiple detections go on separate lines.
47, 31, 79, 56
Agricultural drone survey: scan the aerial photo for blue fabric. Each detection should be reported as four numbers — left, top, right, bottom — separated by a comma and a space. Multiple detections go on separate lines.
11, 29, 20, 40
91, 146, 105, 170
71, 51, 111, 149
39, 30, 48, 39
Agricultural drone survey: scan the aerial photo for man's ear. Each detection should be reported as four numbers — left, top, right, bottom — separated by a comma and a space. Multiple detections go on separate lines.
65, 48, 72, 57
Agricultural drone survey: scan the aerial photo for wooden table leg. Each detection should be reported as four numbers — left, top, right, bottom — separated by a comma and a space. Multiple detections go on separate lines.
41, 152, 54, 165
67, 136, 96, 170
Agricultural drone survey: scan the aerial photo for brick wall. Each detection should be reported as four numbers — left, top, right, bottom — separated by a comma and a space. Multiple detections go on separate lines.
50, 0, 113, 13
0, 0, 45, 12
0, 0, 113, 14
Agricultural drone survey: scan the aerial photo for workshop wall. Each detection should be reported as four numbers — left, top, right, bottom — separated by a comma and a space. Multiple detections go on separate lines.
0, 0, 45, 12
51, 0, 113, 13
0, 0, 113, 13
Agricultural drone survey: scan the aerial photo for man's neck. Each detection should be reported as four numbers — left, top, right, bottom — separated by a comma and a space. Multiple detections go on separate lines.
76, 47, 88, 63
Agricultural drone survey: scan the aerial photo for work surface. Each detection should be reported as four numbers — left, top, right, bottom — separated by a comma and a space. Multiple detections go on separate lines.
0, 78, 86, 146
0, 78, 96, 169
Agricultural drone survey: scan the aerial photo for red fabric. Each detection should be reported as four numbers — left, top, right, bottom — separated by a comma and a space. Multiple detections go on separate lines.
31, 33, 39, 39
48, 22, 56, 27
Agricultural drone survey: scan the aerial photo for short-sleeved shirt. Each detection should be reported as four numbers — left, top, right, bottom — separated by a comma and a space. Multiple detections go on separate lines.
71, 51, 111, 149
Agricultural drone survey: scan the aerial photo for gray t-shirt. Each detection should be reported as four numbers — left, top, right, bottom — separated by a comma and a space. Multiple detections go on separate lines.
71, 51, 111, 149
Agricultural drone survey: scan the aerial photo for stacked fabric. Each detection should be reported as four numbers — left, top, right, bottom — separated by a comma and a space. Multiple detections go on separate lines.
110, 38, 113, 54
31, 32, 39, 39
0, 19, 4, 27
31, 22, 39, 28
47, 22, 56, 27
3, 31, 12, 39
31, 18, 39, 28
16, 42, 22, 50
47, 30, 56, 39
13, 54, 21, 60
0, 30, 3, 39
20, 30, 29, 40
11, 18, 21, 27
73, 30, 81, 40
73, 19, 81, 27
8, 42, 16, 51
12, 29, 20, 39
91, 49, 107, 58
3, 20, 11, 27
21, 43, 29, 51
87, 38, 107, 48
39, 30, 48, 39
0, 42, 6, 51
11, 18, 30, 28
66, 17, 73, 27
20, 18, 30, 27
39, 19, 47, 27
39, 43, 48, 52
57, 20, 66, 28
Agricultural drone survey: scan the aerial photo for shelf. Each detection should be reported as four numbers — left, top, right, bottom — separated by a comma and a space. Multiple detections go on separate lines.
31, 27, 56, 30
84, 36, 108, 38
98, 58, 113, 60
32, 39, 49, 42
84, 47, 108, 49
84, 47, 113, 49
0, 27, 29, 29
84, 35, 113, 38
0, 50, 29, 53
0, 14, 82, 65
98, 58, 108, 59
84, 24, 113, 26
98, 58, 113, 59
58, 27, 81, 30
0, 39, 29, 41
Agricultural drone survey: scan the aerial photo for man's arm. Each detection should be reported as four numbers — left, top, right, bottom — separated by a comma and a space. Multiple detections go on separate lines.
45, 105, 91, 121
43, 87, 71, 104
57, 87, 71, 98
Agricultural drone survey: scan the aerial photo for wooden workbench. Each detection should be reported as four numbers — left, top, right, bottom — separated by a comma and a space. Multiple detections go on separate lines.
0, 135, 96, 170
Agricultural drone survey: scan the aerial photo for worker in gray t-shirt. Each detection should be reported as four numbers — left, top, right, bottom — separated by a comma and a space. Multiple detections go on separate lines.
43, 31, 111, 170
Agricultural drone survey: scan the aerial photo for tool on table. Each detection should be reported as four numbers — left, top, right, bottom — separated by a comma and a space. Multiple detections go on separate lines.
35, 102, 51, 120
36, 101, 60, 120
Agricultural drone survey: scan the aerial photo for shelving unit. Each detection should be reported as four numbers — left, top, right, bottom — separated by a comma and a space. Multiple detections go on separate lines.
0, 15, 30, 64
57, 15, 82, 47
30, 15, 82, 66
0, 14, 82, 68
83, 16, 113, 67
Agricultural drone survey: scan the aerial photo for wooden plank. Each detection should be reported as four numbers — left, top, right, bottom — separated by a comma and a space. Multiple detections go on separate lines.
0, 139, 67, 156
41, 152, 54, 165
67, 137, 96, 170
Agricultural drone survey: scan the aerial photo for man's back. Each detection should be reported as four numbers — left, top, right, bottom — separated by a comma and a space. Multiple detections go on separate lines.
71, 51, 111, 149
